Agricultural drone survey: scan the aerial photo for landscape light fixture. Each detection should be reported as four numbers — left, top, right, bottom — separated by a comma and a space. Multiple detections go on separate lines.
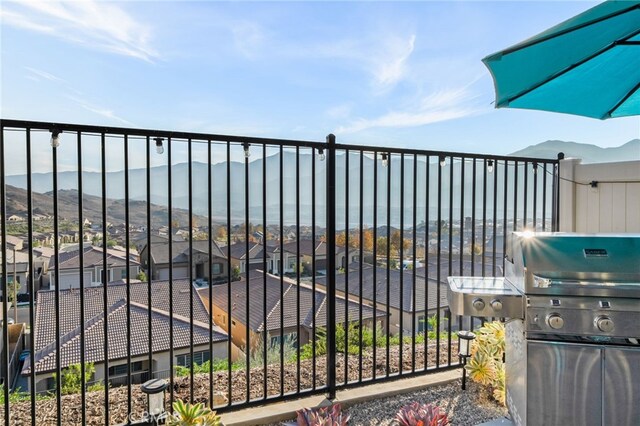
318, 148, 325, 161
243, 142, 251, 158
439, 155, 446, 167
381, 152, 389, 168
154, 137, 164, 155
50, 129, 61, 148
458, 330, 476, 390
141, 378, 169, 424
487, 159, 494, 173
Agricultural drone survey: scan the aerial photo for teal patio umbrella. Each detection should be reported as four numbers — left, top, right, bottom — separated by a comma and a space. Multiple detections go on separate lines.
483, 0, 640, 119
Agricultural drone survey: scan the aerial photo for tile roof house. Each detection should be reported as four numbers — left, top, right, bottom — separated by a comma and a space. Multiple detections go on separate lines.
48, 245, 141, 290
222, 241, 268, 273
139, 239, 228, 283
1, 235, 24, 251
315, 262, 452, 335
23, 279, 235, 392
281, 240, 358, 273
198, 271, 387, 352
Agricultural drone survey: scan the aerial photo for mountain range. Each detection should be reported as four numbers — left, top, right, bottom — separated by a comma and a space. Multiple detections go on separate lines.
4, 185, 209, 229
4, 139, 637, 227
510, 139, 639, 163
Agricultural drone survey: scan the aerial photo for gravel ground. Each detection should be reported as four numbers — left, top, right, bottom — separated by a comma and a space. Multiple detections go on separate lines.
0, 342, 462, 425
274, 380, 507, 426
344, 380, 508, 426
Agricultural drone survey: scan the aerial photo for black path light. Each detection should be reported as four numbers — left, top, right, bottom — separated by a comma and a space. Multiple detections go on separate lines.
141, 378, 169, 423
458, 330, 476, 390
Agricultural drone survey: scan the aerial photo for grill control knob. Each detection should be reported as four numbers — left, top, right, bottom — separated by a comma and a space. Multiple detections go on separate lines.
595, 316, 614, 333
546, 313, 564, 330
472, 298, 486, 311
490, 299, 503, 312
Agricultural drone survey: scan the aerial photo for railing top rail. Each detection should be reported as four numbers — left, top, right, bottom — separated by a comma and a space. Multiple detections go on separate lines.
0, 118, 325, 149
334, 142, 561, 164
3, 118, 560, 164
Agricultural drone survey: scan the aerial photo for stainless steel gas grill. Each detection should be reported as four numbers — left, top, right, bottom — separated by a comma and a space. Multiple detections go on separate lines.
448, 232, 640, 426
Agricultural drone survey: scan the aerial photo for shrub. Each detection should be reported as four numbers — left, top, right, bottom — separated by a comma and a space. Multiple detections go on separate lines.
175, 358, 245, 376
395, 402, 449, 426
465, 321, 506, 405
297, 321, 452, 362
52, 363, 103, 395
247, 333, 298, 369
296, 403, 349, 426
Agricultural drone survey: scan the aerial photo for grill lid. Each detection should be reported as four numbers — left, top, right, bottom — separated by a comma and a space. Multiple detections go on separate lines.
506, 232, 640, 297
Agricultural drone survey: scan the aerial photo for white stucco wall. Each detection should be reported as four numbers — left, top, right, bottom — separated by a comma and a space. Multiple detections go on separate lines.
560, 159, 640, 233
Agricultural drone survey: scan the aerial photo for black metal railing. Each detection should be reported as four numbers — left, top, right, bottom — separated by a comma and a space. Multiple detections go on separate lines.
0, 119, 559, 425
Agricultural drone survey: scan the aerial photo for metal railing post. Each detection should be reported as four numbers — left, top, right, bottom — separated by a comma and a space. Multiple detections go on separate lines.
554, 152, 564, 231
325, 133, 336, 400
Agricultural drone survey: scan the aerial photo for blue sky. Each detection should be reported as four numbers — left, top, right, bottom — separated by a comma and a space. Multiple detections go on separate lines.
1, 0, 638, 169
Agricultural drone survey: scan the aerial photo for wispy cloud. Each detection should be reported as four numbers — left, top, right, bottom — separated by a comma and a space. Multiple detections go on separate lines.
336, 86, 482, 134
372, 34, 416, 89
1, 1, 158, 61
310, 33, 416, 91
24, 66, 65, 83
67, 95, 132, 125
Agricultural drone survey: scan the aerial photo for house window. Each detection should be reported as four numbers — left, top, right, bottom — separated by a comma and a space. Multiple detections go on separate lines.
109, 361, 143, 376
96, 268, 112, 283
269, 332, 298, 348
212, 263, 222, 275
176, 350, 211, 367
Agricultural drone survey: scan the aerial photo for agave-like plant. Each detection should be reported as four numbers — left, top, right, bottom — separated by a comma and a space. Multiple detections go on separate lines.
492, 364, 506, 406
395, 402, 449, 426
464, 320, 506, 406
296, 403, 350, 426
466, 351, 497, 386
167, 400, 222, 426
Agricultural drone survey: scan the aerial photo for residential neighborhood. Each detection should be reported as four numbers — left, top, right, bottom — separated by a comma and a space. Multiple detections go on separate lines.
48, 245, 141, 290
198, 270, 386, 352
22, 279, 238, 392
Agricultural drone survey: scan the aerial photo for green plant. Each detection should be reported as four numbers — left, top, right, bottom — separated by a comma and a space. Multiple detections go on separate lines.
7, 279, 20, 306
136, 270, 148, 281
0, 387, 54, 404
167, 400, 221, 426
232, 266, 241, 281
465, 321, 506, 405
52, 363, 103, 395
297, 327, 328, 361
395, 402, 449, 426
250, 334, 298, 368
296, 403, 349, 426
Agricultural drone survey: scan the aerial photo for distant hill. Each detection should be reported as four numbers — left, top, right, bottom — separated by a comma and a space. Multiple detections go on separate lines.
509, 139, 640, 163
4, 185, 210, 229
6, 139, 635, 227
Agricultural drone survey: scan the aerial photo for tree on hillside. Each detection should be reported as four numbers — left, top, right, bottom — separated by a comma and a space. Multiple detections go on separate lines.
376, 237, 388, 256
215, 226, 227, 241
362, 229, 374, 252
